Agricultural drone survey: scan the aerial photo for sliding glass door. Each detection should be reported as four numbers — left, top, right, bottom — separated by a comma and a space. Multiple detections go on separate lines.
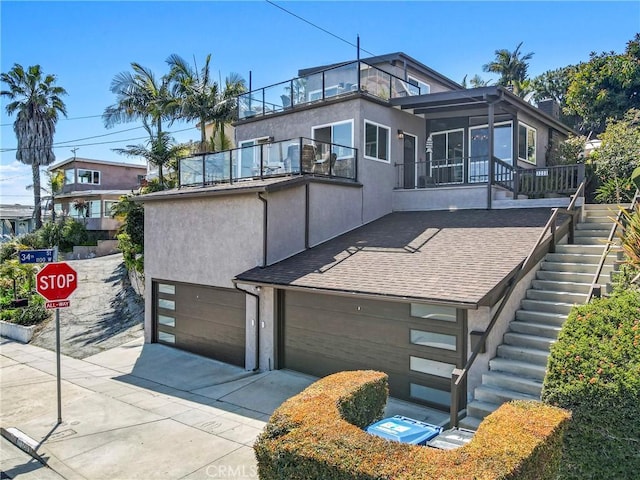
468, 122, 513, 183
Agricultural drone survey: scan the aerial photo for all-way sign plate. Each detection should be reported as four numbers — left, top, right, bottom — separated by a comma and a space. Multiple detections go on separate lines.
19, 249, 55, 264
45, 300, 71, 309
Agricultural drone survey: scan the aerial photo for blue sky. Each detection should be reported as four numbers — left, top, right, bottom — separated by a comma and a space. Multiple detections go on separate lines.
1, 0, 639, 204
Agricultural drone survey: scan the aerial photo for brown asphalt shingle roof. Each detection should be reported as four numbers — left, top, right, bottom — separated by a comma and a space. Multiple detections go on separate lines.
237, 208, 565, 307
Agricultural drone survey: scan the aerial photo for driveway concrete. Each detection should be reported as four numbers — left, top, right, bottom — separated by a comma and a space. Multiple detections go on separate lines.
1, 338, 448, 479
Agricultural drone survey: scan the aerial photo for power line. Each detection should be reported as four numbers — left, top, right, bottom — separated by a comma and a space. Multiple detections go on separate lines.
0, 126, 198, 154
1, 113, 105, 127
265, 0, 378, 58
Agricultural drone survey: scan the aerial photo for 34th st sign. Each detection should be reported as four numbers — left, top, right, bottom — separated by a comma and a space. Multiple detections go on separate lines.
36, 262, 78, 308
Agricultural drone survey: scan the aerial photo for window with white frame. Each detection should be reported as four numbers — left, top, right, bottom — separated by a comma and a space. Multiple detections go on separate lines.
88, 200, 100, 218
77, 169, 100, 184
64, 168, 75, 185
364, 120, 390, 162
518, 122, 537, 164
104, 200, 117, 218
312, 120, 353, 159
408, 76, 431, 95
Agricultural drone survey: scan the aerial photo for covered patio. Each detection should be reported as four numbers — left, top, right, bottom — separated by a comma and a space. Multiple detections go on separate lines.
391, 86, 583, 205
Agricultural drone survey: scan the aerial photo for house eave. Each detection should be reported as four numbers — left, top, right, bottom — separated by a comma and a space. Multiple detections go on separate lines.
233, 278, 480, 310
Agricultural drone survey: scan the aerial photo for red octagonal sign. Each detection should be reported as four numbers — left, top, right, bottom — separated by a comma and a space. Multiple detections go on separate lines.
36, 262, 78, 301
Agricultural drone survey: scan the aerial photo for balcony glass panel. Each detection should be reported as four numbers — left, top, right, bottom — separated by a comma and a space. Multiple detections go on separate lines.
360, 64, 392, 99
180, 157, 203, 186
264, 81, 290, 115
204, 152, 230, 183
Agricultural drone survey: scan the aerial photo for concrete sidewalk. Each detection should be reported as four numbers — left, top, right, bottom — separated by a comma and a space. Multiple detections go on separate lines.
1, 338, 448, 479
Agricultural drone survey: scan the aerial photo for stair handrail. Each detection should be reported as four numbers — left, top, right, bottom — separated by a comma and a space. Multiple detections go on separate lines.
450, 179, 586, 428
587, 190, 640, 300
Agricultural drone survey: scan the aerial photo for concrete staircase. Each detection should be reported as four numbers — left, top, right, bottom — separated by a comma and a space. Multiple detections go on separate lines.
459, 204, 620, 431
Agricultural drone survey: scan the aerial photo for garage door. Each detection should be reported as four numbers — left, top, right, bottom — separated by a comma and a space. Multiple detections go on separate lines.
281, 290, 466, 410
153, 280, 246, 367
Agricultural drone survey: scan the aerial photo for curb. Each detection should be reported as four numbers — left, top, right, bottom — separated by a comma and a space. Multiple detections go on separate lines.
0, 426, 47, 466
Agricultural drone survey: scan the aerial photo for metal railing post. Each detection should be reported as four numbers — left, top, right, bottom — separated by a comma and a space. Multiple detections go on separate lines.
201, 155, 205, 187
229, 151, 234, 184
450, 369, 462, 427
259, 145, 264, 179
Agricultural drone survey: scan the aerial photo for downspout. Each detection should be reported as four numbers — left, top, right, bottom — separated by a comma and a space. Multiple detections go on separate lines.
305, 183, 310, 249
235, 284, 260, 372
258, 192, 268, 267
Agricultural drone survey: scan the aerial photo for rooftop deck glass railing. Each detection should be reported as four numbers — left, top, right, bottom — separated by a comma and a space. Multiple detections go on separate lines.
179, 137, 358, 188
238, 61, 423, 119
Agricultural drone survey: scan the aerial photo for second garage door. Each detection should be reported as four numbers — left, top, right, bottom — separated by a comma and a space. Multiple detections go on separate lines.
281, 290, 466, 410
154, 280, 246, 367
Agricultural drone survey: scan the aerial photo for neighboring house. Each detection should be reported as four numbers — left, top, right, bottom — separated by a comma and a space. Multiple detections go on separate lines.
139, 52, 584, 418
48, 157, 147, 238
0, 204, 35, 241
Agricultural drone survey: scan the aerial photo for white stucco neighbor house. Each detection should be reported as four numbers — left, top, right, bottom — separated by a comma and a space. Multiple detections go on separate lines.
138, 51, 596, 429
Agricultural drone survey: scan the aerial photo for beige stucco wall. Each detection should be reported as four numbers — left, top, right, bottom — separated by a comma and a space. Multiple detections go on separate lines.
393, 185, 490, 211
143, 194, 264, 341
265, 187, 306, 265
465, 262, 541, 399
308, 183, 364, 247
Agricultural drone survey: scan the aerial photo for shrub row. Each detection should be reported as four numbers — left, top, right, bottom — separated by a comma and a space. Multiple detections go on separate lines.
255, 370, 570, 480
542, 289, 640, 479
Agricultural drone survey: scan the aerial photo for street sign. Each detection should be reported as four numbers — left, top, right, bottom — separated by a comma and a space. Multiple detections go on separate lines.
45, 300, 71, 310
19, 249, 55, 264
36, 262, 78, 301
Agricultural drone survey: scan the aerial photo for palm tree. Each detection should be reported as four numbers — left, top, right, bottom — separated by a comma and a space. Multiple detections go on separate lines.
1, 64, 67, 228
113, 130, 188, 187
167, 54, 246, 152
482, 42, 534, 97
103, 62, 176, 139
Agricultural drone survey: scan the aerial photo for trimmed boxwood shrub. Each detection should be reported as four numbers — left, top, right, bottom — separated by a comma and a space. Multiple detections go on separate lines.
255, 370, 570, 480
542, 290, 640, 479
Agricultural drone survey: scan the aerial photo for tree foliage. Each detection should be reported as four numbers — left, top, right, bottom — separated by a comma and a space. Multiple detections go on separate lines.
565, 34, 640, 134
482, 41, 534, 97
0, 64, 67, 228
111, 195, 144, 275
167, 53, 246, 152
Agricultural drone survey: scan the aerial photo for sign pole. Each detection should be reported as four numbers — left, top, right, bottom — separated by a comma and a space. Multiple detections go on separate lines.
55, 306, 62, 424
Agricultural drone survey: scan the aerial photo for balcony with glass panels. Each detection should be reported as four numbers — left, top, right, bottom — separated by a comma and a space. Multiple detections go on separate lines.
237, 61, 424, 120
178, 137, 358, 188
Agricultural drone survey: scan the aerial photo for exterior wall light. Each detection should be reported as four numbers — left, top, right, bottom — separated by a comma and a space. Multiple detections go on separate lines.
397, 129, 404, 139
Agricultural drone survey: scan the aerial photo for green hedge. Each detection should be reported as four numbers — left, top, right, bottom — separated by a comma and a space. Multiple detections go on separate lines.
255, 370, 570, 480
542, 289, 640, 479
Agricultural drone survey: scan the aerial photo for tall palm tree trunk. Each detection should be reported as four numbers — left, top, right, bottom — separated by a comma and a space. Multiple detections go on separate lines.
32, 163, 42, 228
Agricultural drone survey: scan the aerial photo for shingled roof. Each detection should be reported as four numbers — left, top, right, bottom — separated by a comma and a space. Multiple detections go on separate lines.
236, 208, 566, 307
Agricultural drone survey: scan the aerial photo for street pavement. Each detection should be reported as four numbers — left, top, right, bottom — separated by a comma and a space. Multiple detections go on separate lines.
0, 337, 448, 479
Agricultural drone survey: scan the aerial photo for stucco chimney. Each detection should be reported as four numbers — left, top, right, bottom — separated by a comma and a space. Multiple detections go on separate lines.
537, 99, 560, 119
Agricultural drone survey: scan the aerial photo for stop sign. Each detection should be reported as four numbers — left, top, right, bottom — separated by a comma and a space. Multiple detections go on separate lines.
36, 262, 78, 301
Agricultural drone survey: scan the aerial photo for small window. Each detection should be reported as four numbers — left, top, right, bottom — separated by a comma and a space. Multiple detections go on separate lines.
64, 169, 75, 185
410, 304, 457, 322
88, 200, 100, 218
410, 356, 456, 378
158, 315, 175, 327
410, 383, 450, 406
77, 169, 100, 184
518, 123, 537, 164
158, 284, 175, 295
408, 76, 431, 95
364, 121, 390, 162
104, 201, 117, 218
411, 330, 457, 351
158, 332, 175, 344
158, 298, 175, 310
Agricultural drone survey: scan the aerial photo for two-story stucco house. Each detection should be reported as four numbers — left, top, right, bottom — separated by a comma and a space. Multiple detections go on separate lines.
138, 52, 601, 429
48, 157, 147, 238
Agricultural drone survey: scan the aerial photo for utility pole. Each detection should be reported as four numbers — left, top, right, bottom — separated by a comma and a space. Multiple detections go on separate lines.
71, 147, 79, 160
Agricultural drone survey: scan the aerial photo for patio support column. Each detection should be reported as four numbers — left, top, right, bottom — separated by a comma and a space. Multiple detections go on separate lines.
487, 102, 495, 209
512, 111, 519, 199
